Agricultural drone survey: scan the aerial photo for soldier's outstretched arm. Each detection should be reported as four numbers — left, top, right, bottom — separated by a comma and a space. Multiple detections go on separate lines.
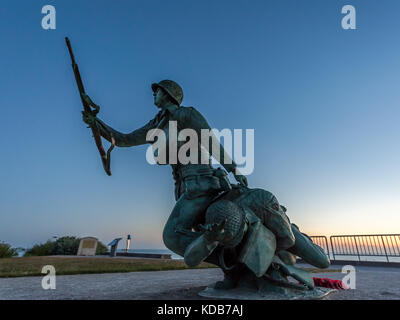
81, 97, 158, 147
94, 116, 158, 147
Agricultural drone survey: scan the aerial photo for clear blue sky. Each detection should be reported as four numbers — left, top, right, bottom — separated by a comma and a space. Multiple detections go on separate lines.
1, 0, 399, 249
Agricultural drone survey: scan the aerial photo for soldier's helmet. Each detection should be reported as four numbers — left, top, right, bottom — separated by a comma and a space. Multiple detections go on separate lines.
151, 80, 183, 106
205, 200, 247, 248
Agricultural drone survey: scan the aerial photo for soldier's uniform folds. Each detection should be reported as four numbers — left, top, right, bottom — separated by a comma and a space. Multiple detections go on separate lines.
94, 104, 237, 258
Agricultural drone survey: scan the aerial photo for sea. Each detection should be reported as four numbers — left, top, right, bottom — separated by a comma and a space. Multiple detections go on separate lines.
324, 254, 400, 263
119, 249, 183, 260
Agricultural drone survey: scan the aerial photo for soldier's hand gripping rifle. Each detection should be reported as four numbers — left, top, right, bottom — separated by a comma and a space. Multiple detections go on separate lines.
65, 37, 115, 176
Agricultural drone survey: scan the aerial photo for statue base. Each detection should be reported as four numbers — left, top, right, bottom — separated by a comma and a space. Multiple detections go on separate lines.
199, 276, 338, 300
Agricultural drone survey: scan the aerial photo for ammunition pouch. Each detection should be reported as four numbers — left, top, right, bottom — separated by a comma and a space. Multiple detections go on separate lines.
173, 165, 232, 200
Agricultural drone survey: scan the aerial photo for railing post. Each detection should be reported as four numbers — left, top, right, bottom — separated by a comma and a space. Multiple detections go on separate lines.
353, 236, 360, 261
381, 235, 389, 262
330, 236, 336, 261
324, 236, 330, 258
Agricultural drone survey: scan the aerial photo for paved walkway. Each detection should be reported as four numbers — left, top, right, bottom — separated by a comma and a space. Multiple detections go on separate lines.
0, 264, 399, 300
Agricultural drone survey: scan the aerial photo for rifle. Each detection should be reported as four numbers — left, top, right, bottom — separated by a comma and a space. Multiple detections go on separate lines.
65, 37, 115, 176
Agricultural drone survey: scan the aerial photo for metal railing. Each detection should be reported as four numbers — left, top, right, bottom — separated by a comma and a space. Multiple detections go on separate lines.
309, 234, 400, 263
330, 234, 400, 262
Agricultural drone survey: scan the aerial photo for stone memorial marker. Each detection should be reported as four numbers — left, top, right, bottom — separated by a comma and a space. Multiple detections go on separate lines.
77, 237, 98, 256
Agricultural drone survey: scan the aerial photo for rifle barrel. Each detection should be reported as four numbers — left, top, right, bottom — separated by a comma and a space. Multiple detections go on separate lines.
65, 37, 86, 106
65, 37, 76, 64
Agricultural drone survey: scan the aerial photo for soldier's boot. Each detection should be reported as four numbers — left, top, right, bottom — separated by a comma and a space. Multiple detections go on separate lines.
287, 224, 330, 269
214, 265, 243, 290
214, 274, 237, 290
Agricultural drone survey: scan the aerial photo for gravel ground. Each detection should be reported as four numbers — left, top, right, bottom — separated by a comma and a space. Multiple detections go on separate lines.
0, 264, 399, 300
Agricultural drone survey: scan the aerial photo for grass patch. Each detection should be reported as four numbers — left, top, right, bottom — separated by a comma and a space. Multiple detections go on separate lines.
0, 256, 339, 278
0, 256, 216, 278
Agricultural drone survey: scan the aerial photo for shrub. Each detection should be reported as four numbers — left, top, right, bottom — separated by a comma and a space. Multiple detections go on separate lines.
52, 236, 80, 255
24, 237, 108, 256
0, 242, 18, 258
96, 241, 108, 255
24, 240, 55, 257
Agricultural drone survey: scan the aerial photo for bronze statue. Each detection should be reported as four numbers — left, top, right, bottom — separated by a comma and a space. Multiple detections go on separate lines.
68, 36, 333, 298
80, 80, 331, 298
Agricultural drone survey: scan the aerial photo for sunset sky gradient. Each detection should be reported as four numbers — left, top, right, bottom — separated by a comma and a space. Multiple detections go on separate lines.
0, 0, 399, 249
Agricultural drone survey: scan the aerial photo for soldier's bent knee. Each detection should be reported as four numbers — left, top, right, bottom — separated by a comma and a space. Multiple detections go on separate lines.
162, 223, 177, 253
